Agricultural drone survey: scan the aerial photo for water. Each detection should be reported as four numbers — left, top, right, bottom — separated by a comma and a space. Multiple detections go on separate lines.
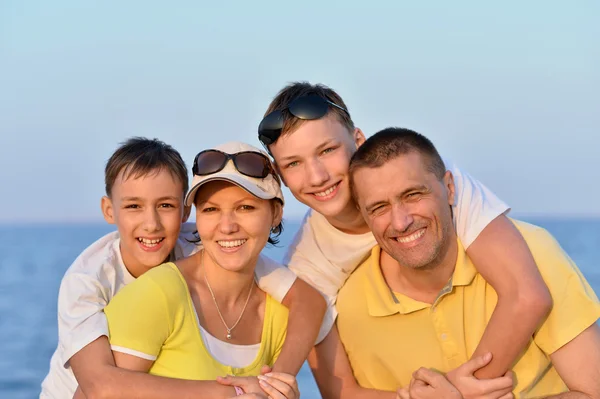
1, 217, 599, 399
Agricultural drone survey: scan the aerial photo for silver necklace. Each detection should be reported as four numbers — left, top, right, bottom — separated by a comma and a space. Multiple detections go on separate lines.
202, 251, 254, 340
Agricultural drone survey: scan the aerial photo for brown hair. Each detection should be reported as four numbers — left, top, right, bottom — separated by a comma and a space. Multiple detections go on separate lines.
104, 137, 189, 197
349, 127, 446, 200
263, 82, 355, 140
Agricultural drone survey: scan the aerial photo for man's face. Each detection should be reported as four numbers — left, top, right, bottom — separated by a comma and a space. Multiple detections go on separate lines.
269, 113, 365, 219
101, 168, 185, 277
352, 152, 455, 269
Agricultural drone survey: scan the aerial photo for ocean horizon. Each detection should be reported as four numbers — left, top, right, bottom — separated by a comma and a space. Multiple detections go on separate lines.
1, 216, 599, 398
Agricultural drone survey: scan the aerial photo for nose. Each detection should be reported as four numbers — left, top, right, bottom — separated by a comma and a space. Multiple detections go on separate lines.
390, 203, 414, 233
143, 207, 162, 232
219, 210, 239, 235
306, 158, 329, 187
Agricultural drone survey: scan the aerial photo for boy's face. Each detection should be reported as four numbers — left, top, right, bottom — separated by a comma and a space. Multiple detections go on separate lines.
269, 113, 365, 219
101, 168, 186, 278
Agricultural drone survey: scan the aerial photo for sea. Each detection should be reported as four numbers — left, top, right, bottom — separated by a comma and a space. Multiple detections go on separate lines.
1, 217, 599, 399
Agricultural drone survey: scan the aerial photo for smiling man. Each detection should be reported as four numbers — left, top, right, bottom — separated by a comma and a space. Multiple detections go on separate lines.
336, 127, 600, 398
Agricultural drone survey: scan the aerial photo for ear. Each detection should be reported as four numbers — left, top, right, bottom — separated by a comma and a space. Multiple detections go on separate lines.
271, 200, 284, 227
353, 128, 366, 149
182, 205, 192, 223
101, 196, 116, 224
273, 162, 288, 187
442, 170, 456, 206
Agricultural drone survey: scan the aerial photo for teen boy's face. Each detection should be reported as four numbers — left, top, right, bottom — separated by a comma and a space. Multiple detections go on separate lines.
101, 169, 186, 278
269, 113, 365, 219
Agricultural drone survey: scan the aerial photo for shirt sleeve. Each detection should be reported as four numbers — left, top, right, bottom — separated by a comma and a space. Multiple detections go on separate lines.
254, 255, 298, 304
524, 225, 600, 354
57, 272, 110, 366
444, 158, 511, 248
104, 275, 172, 361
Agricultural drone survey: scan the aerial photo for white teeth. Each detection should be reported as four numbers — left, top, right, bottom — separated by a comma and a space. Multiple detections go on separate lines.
314, 184, 337, 197
218, 239, 247, 248
138, 237, 164, 247
396, 229, 425, 243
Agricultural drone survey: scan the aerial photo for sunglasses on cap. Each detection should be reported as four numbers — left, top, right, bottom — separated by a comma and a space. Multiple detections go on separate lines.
192, 149, 277, 180
258, 94, 350, 146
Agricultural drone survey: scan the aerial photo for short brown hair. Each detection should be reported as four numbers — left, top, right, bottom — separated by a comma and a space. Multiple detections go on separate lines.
104, 137, 189, 197
263, 82, 355, 140
349, 127, 446, 199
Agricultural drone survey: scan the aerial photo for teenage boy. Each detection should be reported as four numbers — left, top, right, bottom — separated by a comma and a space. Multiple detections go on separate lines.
40, 137, 325, 399
255, 82, 552, 397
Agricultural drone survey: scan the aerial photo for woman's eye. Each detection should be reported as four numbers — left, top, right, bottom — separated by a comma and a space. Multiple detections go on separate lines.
322, 147, 335, 154
286, 161, 299, 168
202, 207, 217, 213
239, 205, 255, 211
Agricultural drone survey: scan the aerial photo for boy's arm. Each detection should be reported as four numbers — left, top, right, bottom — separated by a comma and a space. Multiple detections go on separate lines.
71, 337, 239, 399
448, 161, 552, 378
254, 255, 326, 375
466, 215, 551, 378
276, 277, 327, 375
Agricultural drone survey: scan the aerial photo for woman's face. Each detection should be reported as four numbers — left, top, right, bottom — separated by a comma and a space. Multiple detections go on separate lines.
194, 181, 282, 273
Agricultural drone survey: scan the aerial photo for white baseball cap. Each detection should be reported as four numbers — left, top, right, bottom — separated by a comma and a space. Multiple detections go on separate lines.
184, 141, 284, 207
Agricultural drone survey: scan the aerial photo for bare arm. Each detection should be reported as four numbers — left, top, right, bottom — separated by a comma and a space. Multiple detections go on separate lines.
542, 323, 600, 399
308, 325, 395, 399
467, 215, 552, 378
273, 278, 327, 375
70, 336, 237, 399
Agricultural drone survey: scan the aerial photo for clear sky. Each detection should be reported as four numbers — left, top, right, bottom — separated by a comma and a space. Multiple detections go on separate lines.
1, 0, 598, 223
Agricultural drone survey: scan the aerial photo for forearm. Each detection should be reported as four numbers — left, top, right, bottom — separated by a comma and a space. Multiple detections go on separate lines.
77, 364, 236, 399
467, 215, 551, 378
542, 393, 592, 398
471, 294, 547, 378
274, 278, 327, 375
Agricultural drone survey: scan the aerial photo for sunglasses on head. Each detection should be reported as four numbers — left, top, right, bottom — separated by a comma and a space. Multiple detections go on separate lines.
258, 94, 350, 146
192, 149, 276, 180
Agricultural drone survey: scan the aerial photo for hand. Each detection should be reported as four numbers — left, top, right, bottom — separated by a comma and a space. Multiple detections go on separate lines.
445, 353, 514, 399
217, 375, 262, 395
257, 372, 299, 399
409, 368, 462, 399
230, 394, 268, 399
396, 386, 411, 399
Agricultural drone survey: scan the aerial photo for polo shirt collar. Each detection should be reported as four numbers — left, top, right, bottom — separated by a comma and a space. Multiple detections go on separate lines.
364, 240, 476, 317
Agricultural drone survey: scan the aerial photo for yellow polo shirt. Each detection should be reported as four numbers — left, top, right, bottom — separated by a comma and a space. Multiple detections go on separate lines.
104, 262, 288, 379
336, 221, 600, 398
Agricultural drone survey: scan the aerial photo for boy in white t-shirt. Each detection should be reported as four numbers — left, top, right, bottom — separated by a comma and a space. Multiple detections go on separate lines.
40, 137, 325, 399
254, 82, 553, 396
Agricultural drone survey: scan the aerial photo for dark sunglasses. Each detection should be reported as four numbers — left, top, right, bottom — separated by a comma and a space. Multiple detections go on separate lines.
258, 94, 350, 146
192, 149, 276, 179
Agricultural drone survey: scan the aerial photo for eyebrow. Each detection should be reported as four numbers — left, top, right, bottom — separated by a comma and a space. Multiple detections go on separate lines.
277, 139, 337, 163
121, 196, 180, 202
196, 195, 260, 206
364, 184, 429, 211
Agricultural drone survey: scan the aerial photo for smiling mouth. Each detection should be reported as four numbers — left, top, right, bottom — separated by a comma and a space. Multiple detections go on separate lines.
312, 183, 339, 197
217, 239, 247, 248
395, 228, 426, 243
137, 237, 165, 247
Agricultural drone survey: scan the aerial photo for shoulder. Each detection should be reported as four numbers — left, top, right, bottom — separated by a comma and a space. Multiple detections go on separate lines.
64, 231, 120, 276
337, 251, 372, 307
512, 220, 566, 262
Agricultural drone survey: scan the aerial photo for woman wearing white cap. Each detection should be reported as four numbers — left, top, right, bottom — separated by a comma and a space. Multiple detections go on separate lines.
102, 142, 299, 399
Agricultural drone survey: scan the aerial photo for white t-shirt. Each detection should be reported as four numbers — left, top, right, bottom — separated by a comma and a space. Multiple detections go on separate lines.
40, 222, 297, 399
284, 160, 510, 343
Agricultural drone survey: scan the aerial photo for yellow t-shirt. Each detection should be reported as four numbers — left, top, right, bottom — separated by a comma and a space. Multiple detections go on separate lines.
336, 220, 600, 398
104, 262, 288, 379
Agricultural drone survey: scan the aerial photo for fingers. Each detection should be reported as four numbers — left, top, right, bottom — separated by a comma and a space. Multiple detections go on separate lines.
217, 375, 235, 386
457, 352, 493, 376
497, 393, 514, 399
258, 375, 295, 399
476, 375, 514, 393
412, 367, 446, 388
263, 372, 297, 387
396, 387, 411, 399
260, 365, 273, 375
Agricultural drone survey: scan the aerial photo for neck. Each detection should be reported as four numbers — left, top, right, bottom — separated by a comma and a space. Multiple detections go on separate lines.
380, 238, 458, 304
187, 250, 256, 307
324, 200, 371, 234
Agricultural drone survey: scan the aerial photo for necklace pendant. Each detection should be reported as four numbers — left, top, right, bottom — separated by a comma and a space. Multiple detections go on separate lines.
226, 332, 232, 340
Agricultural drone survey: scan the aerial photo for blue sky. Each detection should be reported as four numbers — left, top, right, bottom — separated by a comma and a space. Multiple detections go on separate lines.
1, 1, 598, 222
